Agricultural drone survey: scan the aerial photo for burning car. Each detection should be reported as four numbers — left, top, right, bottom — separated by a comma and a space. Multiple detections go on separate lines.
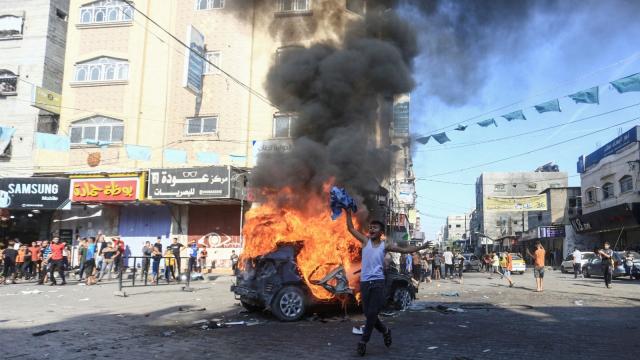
231, 242, 417, 322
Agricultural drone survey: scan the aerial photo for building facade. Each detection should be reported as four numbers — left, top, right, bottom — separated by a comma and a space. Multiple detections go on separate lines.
474, 169, 568, 251
444, 214, 469, 249
0, 0, 69, 177
572, 126, 640, 251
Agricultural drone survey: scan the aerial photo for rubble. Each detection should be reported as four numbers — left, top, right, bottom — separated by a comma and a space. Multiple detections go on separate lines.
32, 329, 59, 337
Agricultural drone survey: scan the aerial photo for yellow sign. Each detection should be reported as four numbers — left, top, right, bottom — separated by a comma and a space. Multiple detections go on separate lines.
408, 209, 417, 225
33, 87, 61, 114
484, 195, 547, 212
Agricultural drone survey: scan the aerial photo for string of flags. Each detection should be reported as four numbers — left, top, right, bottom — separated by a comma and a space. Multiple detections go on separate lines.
415, 72, 640, 145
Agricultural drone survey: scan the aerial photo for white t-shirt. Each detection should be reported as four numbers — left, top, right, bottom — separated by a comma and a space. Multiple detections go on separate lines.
572, 250, 582, 263
443, 251, 453, 265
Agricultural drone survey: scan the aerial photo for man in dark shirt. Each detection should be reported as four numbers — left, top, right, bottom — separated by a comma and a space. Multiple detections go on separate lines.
141, 241, 152, 280
598, 242, 615, 289
3, 241, 18, 284
169, 238, 183, 279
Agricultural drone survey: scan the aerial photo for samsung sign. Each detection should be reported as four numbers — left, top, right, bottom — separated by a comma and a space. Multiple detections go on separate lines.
0, 178, 71, 210
580, 126, 639, 172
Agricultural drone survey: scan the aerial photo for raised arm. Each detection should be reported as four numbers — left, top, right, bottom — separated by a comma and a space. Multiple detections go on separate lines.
386, 240, 433, 254
345, 210, 367, 244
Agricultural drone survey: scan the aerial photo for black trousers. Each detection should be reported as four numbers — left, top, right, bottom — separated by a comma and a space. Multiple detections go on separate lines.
573, 263, 582, 278
602, 265, 612, 286
188, 257, 197, 273
360, 279, 388, 343
174, 255, 182, 276
445, 264, 454, 277
49, 259, 66, 284
3, 260, 16, 279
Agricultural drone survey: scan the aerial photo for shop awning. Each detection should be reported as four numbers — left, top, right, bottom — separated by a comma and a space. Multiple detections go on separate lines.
53, 208, 102, 223
570, 202, 640, 234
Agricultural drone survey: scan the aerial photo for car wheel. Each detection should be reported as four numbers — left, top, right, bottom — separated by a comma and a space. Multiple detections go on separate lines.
519, 271, 524, 275
585, 268, 591, 278
561, 267, 567, 274
240, 299, 264, 313
393, 286, 412, 311
271, 286, 306, 322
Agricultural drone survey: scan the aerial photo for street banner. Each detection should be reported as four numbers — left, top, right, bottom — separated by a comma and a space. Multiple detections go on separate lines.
148, 166, 231, 199
484, 194, 547, 212
0, 177, 70, 210
182, 25, 205, 94
398, 182, 415, 205
70, 175, 144, 202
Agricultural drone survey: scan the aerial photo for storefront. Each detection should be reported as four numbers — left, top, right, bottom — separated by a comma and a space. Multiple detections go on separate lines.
54, 172, 147, 249
148, 166, 247, 268
0, 177, 70, 243
570, 202, 640, 251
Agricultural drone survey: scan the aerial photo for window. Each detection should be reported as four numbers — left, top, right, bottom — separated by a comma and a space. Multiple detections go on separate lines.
586, 189, 596, 203
513, 220, 518, 225
0, 15, 23, 38
70, 116, 124, 144
602, 182, 614, 199
74, 57, 129, 83
0, 70, 18, 95
186, 116, 218, 135
204, 51, 221, 74
550, 183, 561, 188
527, 183, 537, 190
448, 225, 452, 229
196, 0, 225, 10
346, 0, 365, 15
455, 224, 461, 228
620, 175, 633, 193
278, 0, 310, 12
494, 183, 505, 191
79, 0, 133, 25
273, 113, 297, 138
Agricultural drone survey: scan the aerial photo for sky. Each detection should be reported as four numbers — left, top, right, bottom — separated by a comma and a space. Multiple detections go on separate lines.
401, 1, 640, 239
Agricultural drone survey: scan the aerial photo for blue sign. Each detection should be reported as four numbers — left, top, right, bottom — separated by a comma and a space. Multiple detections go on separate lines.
576, 155, 584, 174
183, 25, 205, 94
583, 126, 638, 171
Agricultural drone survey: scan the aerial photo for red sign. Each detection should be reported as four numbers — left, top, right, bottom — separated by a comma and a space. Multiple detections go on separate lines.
71, 178, 139, 202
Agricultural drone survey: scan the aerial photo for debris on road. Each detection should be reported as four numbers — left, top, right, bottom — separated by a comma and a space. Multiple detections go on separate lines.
32, 329, 59, 337
352, 326, 364, 335
162, 330, 176, 337
225, 321, 245, 326
441, 291, 460, 297
21, 290, 42, 295
78, 298, 90, 302
427, 346, 438, 350
381, 311, 396, 317
483, 349, 491, 353
574, 300, 584, 306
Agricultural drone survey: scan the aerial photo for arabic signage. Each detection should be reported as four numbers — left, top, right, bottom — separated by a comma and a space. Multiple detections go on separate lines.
582, 126, 638, 172
484, 194, 548, 212
537, 225, 566, 238
0, 177, 70, 210
32, 86, 61, 114
70, 175, 144, 202
148, 166, 231, 200
182, 25, 205, 94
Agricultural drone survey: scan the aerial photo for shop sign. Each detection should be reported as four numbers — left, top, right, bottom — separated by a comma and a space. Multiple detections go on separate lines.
71, 176, 142, 202
584, 126, 638, 171
537, 225, 566, 238
32, 86, 61, 114
148, 166, 230, 199
0, 177, 71, 210
182, 25, 205, 94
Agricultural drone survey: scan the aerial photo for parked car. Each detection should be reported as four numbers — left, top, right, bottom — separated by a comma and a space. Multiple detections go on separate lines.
462, 254, 482, 272
560, 252, 596, 273
231, 243, 417, 322
584, 251, 640, 278
510, 254, 526, 274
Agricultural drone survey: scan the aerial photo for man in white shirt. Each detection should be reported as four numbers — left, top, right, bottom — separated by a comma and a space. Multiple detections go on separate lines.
572, 248, 583, 279
443, 247, 454, 279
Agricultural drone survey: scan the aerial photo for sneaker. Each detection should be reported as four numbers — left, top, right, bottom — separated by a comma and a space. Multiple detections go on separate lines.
383, 328, 392, 348
357, 342, 366, 356
509, 282, 514, 288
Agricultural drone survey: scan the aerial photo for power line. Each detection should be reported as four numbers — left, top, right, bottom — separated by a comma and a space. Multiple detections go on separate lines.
415, 102, 640, 152
417, 174, 582, 186
122, 1, 277, 109
421, 116, 640, 178
418, 51, 640, 137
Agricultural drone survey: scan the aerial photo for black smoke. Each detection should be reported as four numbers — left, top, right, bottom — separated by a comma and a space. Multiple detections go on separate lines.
250, 3, 417, 209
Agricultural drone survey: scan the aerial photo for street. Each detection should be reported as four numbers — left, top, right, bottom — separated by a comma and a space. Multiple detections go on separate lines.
1, 269, 638, 360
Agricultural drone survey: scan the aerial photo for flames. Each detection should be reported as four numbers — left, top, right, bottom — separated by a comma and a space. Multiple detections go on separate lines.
241, 185, 362, 300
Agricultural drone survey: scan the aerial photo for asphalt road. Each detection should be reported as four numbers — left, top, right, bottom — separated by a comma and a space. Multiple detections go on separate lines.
0, 269, 638, 360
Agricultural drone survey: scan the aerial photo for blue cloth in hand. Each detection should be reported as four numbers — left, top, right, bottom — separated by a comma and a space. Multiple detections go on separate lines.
330, 186, 357, 220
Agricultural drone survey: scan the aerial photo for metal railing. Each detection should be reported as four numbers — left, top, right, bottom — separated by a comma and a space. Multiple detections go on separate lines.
117, 256, 200, 292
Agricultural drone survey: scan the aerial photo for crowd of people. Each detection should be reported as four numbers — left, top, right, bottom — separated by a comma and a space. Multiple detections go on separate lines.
1, 234, 236, 286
